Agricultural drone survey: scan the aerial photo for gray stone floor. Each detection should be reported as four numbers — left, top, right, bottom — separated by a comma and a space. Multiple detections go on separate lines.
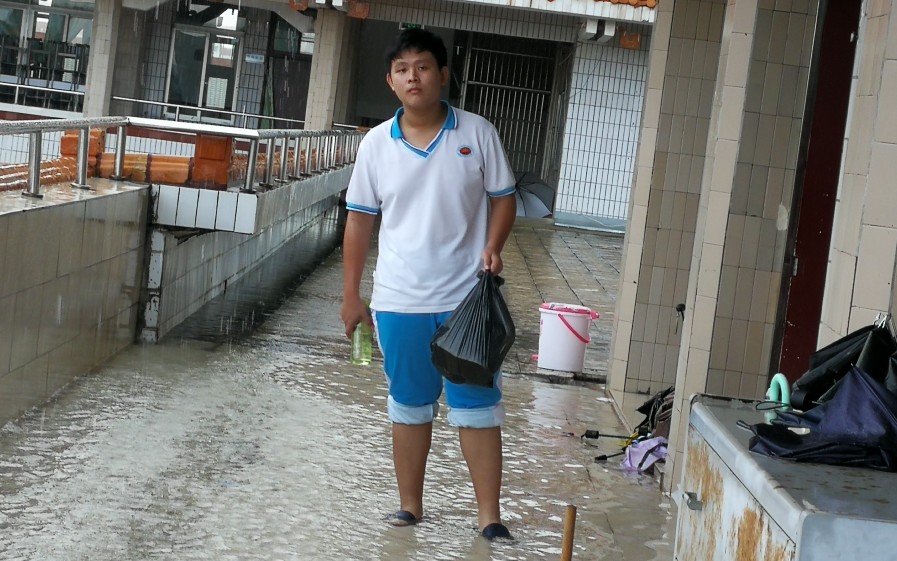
501, 218, 623, 383
0, 219, 675, 560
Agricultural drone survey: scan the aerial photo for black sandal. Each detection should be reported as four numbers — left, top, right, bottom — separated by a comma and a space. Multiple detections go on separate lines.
481, 522, 513, 541
385, 510, 420, 527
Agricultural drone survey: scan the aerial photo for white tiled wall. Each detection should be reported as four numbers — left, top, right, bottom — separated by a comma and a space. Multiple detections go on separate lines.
153, 184, 259, 235
0, 183, 149, 423
821, 3, 897, 345
556, 27, 651, 220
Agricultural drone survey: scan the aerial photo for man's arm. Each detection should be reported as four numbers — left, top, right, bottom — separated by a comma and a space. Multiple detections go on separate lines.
482, 194, 517, 275
340, 211, 377, 338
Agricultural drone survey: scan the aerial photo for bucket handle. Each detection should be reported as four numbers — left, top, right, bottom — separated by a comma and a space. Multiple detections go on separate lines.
559, 315, 590, 344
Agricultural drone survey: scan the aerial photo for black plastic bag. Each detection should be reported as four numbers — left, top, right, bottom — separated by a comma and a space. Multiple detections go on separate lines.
885, 352, 897, 395
790, 325, 895, 410
749, 366, 897, 471
430, 271, 515, 387
635, 386, 674, 437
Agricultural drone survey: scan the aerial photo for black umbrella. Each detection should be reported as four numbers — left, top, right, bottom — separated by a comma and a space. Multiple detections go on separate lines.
789, 325, 895, 409
749, 366, 897, 471
514, 171, 554, 218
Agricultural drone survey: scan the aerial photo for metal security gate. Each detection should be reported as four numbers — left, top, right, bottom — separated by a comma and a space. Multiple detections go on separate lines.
541, 44, 573, 194
458, 33, 558, 180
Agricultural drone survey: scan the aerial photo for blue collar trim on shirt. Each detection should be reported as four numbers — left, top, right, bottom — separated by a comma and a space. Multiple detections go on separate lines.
390, 102, 457, 138
390, 102, 457, 158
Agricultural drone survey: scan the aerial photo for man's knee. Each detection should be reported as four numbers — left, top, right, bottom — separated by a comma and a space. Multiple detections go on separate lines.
388, 395, 440, 425
447, 403, 505, 428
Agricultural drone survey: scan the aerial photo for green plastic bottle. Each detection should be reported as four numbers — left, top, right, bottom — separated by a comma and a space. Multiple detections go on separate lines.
351, 301, 372, 366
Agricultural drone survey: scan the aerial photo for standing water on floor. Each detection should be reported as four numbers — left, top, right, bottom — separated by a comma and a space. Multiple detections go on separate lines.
0, 215, 673, 560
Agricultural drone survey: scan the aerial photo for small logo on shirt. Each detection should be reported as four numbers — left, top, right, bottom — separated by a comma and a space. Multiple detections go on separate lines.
458, 145, 473, 157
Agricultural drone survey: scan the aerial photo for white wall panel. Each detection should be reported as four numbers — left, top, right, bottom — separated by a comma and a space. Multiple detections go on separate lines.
556, 28, 650, 223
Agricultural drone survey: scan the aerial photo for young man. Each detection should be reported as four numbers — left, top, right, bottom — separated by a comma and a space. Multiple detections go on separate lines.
339, 29, 517, 541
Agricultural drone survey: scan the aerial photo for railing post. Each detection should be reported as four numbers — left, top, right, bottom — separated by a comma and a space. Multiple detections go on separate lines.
23, 131, 43, 199
72, 127, 91, 189
302, 134, 312, 176
276, 135, 290, 183
111, 125, 127, 180
314, 134, 323, 174
290, 134, 302, 179
243, 138, 258, 193
332, 133, 339, 167
320, 134, 329, 170
260, 137, 275, 187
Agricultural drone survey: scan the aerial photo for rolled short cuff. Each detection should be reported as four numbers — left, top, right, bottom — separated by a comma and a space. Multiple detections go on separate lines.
447, 403, 505, 428
387, 395, 440, 425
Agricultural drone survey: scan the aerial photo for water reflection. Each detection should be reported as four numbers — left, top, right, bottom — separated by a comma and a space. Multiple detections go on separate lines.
165, 204, 344, 347
0, 211, 673, 560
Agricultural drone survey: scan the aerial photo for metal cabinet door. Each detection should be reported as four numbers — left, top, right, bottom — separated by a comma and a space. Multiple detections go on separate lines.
674, 426, 796, 561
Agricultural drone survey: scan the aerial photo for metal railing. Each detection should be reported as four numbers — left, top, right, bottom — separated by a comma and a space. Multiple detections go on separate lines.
110, 96, 361, 131
110, 96, 306, 130
0, 116, 364, 199
0, 82, 85, 113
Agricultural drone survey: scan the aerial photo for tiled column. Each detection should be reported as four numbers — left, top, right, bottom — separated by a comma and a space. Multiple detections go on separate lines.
667, 0, 760, 489
109, 7, 147, 117
822, 2, 897, 342
609, 0, 725, 398
609, 2, 674, 400
82, 0, 122, 117
333, 17, 361, 126
305, 9, 350, 130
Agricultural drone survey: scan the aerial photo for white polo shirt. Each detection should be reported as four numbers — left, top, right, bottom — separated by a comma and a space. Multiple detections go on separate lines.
346, 104, 516, 313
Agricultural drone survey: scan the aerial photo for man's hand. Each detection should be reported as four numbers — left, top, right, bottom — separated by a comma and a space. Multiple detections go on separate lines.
483, 194, 515, 275
341, 211, 376, 338
482, 247, 504, 275
340, 296, 372, 339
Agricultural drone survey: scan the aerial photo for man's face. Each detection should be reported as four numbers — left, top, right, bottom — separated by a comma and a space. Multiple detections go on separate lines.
386, 49, 449, 110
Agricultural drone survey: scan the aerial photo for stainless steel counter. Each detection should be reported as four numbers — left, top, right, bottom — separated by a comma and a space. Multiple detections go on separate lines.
674, 394, 897, 560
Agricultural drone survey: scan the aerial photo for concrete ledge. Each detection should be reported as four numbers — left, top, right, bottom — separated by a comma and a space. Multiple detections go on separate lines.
151, 166, 354, 235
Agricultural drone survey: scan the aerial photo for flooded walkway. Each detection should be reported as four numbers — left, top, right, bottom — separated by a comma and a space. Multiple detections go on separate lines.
0, 219, 674, 560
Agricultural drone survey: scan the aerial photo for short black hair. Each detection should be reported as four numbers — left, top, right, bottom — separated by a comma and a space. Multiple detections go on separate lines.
384, 28, 448, 72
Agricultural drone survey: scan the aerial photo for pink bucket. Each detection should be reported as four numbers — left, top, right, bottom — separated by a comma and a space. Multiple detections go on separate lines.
537, 303, 599, 372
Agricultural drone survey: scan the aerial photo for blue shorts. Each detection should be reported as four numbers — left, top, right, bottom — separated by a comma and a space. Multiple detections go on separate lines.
372, 310, 505, 428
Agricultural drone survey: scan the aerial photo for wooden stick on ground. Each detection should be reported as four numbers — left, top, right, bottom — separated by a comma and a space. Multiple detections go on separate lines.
561, 504, 577, 561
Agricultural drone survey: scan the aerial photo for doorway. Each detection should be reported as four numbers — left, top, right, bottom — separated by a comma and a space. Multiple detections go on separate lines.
165, 15, 243, 122
266, 14, 313, 126
774, 0, 863, 381
454, 31, 560, 180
